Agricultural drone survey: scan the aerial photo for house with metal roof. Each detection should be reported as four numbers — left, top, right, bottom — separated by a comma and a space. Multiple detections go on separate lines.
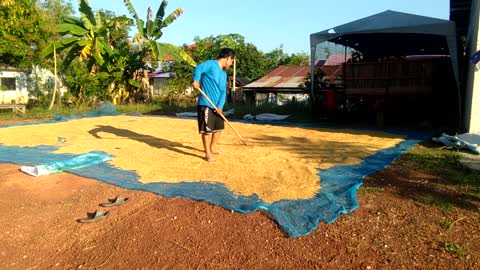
146, 59, 175, 95
309, 10, 462, 129
242, 65, 310, 105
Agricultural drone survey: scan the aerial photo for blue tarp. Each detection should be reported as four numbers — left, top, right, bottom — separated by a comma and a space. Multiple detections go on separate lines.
0, 105, 426, 237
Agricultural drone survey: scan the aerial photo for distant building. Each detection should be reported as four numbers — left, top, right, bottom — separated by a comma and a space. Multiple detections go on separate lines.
243, 65, 310, 105
227, 75, 251, 103
0, 65, 67, 105
0, 65, 29, 104
147, 59, 175, 95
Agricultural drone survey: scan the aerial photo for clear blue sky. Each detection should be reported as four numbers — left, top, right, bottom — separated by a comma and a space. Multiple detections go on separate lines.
71, 0, 450, 54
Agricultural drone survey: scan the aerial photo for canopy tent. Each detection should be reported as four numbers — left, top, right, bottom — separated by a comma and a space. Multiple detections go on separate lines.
309, 10, 460, 97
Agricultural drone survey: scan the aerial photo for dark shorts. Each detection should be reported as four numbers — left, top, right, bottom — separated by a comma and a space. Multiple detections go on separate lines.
197, 106, 224, 134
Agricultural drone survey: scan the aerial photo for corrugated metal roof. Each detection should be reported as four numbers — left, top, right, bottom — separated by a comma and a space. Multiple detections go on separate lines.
323, 54, 352, 66
243, 65, 310, 90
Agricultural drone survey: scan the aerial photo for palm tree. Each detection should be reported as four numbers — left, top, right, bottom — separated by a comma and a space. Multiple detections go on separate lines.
42, 0, 135, 105
124, 0, 196, 99
42, 0, 131, 74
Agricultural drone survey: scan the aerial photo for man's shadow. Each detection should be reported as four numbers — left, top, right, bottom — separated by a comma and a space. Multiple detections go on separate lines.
88, 125, 204, 160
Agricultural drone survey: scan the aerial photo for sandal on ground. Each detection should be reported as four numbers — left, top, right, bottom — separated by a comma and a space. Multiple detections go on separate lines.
78, 210, 109, 223
100, 197, 129, 207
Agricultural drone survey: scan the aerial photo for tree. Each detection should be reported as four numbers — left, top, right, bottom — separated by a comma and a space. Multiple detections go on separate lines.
168, 34, 310, 104
94, 9, 143, 103
166, 61, 194, 95
124, 0, 195, 66
62, 58, 110, 105
40, 0, 144, 105
183, 34, 269, 81
236, 43, 268, 81
42, 0, 131, 73
0, 0, 73, 68
300, 68, 330, 115
288, 52, 310, 66
123, 0, 196, 100
264, 46, 290, 71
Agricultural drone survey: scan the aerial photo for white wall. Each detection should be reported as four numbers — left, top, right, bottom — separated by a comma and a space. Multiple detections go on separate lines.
0, 70, 28, 104
30, 65, 67, 96
0, 66, 67, 104
465, 0, 480, 134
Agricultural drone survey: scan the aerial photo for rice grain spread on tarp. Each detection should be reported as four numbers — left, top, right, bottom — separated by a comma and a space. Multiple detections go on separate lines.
0, 110, 423, 237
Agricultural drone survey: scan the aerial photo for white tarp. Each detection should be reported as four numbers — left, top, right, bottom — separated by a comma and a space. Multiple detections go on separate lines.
433, 133, 480, 154
243, 113, 290, 121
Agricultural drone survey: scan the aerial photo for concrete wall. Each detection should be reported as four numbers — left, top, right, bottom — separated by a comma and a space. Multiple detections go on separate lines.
0, 70, 28, 104
465, 0, 480, 133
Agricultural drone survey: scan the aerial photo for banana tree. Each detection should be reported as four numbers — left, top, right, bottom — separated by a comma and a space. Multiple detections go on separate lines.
42, 0, 130, 73
42, 0, 137, 104
124, 0, 196, 99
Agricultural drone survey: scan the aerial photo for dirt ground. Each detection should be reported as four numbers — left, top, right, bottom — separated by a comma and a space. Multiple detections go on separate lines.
0, 120, 479, 269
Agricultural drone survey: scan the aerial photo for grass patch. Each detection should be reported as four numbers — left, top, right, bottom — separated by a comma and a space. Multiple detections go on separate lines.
439, 220, 453, 230
413, 194, 453, 213
0, 103, 162, 122
442, 242, 465, 258
358, 187, 384, 194
401, 146, 480, 197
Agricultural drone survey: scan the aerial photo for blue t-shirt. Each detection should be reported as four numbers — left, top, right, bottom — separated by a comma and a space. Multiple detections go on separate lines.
193, 59, 227, 109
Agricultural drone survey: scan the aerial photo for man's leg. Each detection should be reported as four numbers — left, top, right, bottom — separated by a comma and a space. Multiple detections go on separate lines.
210, 111, 224, 154
201, 133, 215, 162
210, 131, 222, 154
198, 106, 216, 162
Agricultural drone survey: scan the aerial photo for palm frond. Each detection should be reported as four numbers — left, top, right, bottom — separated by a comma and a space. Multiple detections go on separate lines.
156, 42, 196, 66
79, 0, 96, 30
97, 40, 114, 56
123, 0, 145, 38
56, 23, 89, 36
62, 16, 83, 26
153, 0, 167, 26
95, 10, 104, 29
92, 51, 105, 66
77, 39, 90, 46
61, 37, 81, 46
128, 79, 141, 88
146, 20, 155, 38
62, 47, 81, 71
113, 15, 133, 29
150, 41, 160, 60
151, 29, 163, 40
40, 41, 64, 59
161, 8, 183, 29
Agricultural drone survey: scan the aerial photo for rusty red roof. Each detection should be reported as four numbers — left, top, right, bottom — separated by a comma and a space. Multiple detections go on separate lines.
323, 54, 352, 66
243, 65, 310, 90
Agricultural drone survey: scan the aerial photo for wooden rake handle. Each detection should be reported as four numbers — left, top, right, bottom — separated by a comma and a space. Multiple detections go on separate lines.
195, 87, 247, 145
